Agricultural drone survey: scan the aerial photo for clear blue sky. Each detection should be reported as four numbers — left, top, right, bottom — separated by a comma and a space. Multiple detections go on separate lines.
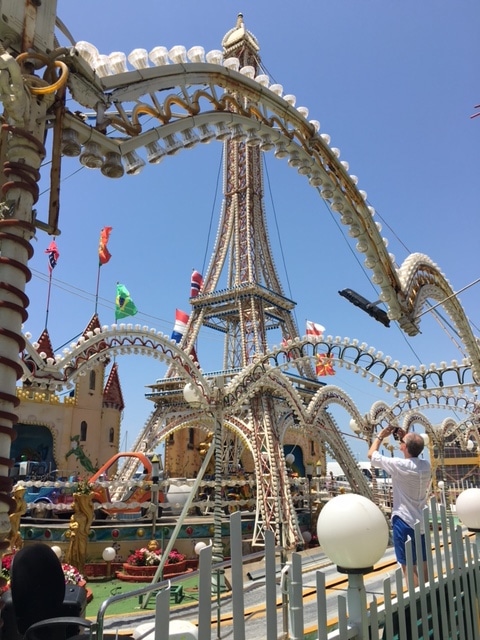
23, 2, 479, 461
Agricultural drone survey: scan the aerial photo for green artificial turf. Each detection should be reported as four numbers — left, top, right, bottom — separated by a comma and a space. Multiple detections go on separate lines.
86, 575, 200, 619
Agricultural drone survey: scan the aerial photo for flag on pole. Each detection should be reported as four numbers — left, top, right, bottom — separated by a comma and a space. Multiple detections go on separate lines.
306, 320, 325, 339
45, 240, 59, 273
115, 283, 138, 320
190, 270, 203, 298
282, 336, 292, 361
99, 227, 113, 266
316, 354, 335, 376
171, 309, 189, 343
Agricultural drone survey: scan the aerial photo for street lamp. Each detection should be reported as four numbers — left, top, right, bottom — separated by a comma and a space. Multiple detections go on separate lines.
183, 377, 226, 592
317, 494, 389, 636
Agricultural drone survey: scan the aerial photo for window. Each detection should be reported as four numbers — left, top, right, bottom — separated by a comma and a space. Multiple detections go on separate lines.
80, 421, 87, 441
109, 427, 114, 444
89, 371, 96, 391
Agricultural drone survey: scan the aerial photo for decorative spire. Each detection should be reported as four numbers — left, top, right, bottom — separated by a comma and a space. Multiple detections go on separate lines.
35, 329, 55, 361
103, 363, 125, 410
222, 13, 260, 66
82, 313, 102, 337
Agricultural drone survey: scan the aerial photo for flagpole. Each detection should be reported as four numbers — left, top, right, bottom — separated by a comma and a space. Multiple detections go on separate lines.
45, 270, 53, 329
94, 263, 101, 314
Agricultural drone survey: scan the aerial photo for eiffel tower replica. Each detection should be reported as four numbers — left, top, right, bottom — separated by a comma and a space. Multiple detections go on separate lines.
128, 15, 356, 548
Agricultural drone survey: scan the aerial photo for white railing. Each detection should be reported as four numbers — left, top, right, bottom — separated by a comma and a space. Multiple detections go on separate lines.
92, 497, 480, 640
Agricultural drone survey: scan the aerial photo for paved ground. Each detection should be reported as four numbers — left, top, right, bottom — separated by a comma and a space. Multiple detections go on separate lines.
93, 545, 398, 639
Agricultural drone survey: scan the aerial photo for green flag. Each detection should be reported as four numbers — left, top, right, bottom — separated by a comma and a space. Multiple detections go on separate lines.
115, 283, 138, 320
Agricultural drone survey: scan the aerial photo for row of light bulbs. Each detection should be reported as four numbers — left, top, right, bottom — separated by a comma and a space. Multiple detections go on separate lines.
73, 41, 394, 279
61, 120, 320, 178
71, 41, 333, 180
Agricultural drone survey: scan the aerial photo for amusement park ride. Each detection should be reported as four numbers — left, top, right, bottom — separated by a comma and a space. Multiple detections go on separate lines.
0, 3, 478, 561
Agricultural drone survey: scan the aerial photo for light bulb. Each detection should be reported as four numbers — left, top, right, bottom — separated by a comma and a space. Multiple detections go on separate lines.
149, 46, 169, 66
101, 151, 124, 178
269, 83, 283, 96
187, 46, 205, 63
145, 141, 165, 164
239, 65, 255, 78
127, 48, 149, 70
79, 141, 103, 169
223, 57, 240, 71
168, 45, 187, 64
123, 150, 145, 175
108, 51, 127, 74
205, 49, 223, 65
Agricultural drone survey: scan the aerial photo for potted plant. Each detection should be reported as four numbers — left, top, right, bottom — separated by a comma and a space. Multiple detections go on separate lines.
122, 545, 186, 579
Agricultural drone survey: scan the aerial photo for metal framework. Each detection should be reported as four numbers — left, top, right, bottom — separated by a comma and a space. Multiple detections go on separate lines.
0, 7, 477, 550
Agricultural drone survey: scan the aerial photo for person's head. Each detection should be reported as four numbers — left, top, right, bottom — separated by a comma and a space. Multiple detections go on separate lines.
401, 432, 425, 458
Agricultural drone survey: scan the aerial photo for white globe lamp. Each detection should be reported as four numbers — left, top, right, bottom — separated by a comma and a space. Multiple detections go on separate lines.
195, 541, 207, 555
317, 493, 389, 573
456, 488, 480, 532
102, 546, 116, 579
51, 545, 62, 559
285, 453, 295, 466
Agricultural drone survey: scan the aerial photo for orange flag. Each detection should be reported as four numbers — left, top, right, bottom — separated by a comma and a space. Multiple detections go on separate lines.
99, 227, 113, 265
316, 354, 335, 377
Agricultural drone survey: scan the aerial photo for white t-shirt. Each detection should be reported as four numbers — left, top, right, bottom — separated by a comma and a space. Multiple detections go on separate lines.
370, 452, 431, 532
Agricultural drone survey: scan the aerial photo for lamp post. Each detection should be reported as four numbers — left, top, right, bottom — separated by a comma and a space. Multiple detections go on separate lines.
305, 463, 313, 532
317, 493, 389, 636
102, 546, 116, 579
183, 377, 226, 592
150, 453, 160, 540
437, 480, 446, 507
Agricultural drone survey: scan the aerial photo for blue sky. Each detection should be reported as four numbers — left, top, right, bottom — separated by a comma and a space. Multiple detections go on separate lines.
23, 1, 479, 460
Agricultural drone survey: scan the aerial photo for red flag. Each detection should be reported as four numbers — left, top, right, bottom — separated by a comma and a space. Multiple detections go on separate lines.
190, 270, 203, 298
45, 240, 59, 273
282, 336, 292, 361
316, 354, 335, 377
99, 227, 113, 265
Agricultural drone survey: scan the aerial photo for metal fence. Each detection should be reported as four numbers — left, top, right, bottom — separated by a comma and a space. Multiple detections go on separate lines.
94, 499, 479, 640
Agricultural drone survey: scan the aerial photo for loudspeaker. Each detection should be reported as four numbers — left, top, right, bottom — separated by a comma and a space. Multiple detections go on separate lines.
0, 585, 87, 640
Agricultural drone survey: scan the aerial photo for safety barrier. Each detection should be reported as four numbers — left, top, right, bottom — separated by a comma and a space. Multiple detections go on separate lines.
93, 498, 479, 639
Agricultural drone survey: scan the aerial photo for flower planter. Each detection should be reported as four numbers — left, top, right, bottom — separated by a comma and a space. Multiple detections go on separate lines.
185, 558, 199, 571
162, 560, 187, 576
118, 558, 188, 582
122, 563, 158, 577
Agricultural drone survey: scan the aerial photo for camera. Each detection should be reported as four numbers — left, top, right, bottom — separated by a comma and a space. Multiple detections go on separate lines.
392, 428, 400, 440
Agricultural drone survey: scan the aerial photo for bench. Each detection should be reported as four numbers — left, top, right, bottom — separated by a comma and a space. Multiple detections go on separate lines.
138, 584, 184, 606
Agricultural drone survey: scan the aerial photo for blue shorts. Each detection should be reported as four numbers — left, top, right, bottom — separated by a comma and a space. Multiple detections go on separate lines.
392, 515, 427, 565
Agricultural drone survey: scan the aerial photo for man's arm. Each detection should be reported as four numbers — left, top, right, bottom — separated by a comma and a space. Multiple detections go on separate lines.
367, 426, 403, 459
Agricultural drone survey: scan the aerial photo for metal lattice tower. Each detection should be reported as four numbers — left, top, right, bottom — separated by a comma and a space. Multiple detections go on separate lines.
182, 16, 312, 377
133, 15, 362, 548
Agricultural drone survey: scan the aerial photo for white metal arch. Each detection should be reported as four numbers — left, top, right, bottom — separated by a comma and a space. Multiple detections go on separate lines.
56, 48, 480, 380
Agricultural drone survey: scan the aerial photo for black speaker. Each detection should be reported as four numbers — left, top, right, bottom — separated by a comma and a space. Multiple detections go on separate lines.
0, 585, 87, 640
62, 585, 87, 618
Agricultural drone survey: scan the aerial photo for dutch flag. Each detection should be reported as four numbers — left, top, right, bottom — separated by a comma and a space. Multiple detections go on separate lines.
171, 309, 190, 343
